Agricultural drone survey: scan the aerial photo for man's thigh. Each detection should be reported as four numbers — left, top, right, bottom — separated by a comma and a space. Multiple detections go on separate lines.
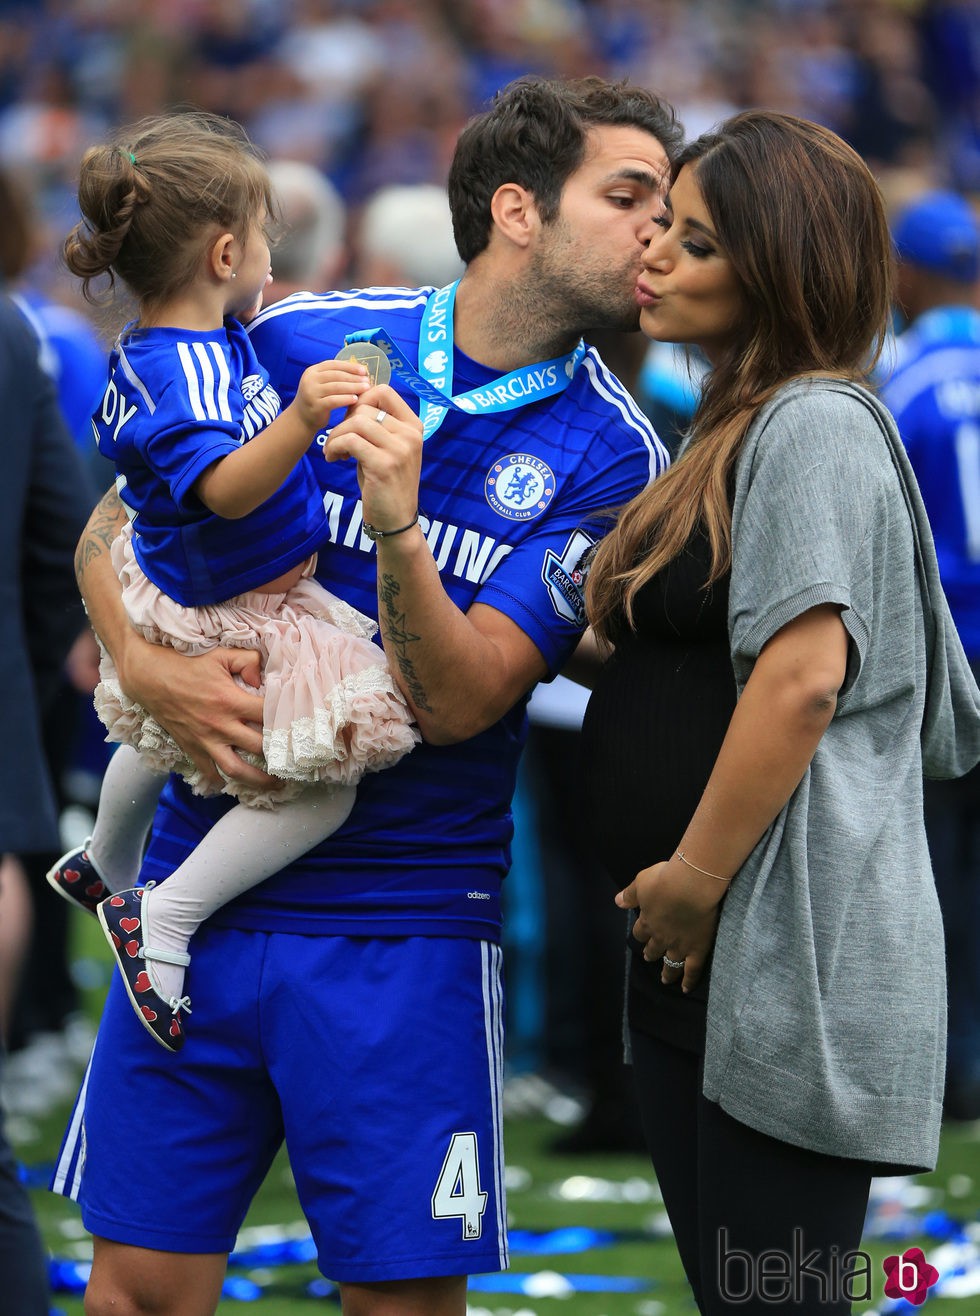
265, 933, 509, 1284
54, 927, 509, 1284
52, 925, 285, 1254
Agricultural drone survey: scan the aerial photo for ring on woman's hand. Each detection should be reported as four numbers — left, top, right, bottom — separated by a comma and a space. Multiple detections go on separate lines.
375, 409, 388, 425
663, 954, 686, 970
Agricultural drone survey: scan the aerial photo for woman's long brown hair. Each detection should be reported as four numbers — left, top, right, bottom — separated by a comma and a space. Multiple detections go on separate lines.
586, 111, 894, 641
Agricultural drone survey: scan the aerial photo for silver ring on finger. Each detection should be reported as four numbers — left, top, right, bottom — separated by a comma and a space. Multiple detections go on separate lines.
662, 954, 685, 970
375, 409, 388, 425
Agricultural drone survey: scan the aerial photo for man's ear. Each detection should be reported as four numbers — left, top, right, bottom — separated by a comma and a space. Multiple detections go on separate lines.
489, 183, 540, 250
208, 231, 237, 282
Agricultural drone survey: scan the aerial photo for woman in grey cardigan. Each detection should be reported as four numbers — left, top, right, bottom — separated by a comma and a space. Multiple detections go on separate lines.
583, 111, 980, 1314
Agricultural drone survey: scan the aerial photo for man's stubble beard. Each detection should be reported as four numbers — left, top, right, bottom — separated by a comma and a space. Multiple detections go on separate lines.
526, 217, 642, 338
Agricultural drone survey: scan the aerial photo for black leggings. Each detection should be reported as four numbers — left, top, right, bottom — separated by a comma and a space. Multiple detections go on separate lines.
631, 1029, 875, 1314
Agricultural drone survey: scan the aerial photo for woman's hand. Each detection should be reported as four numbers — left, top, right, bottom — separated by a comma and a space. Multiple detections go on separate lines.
616, 856, 725, 993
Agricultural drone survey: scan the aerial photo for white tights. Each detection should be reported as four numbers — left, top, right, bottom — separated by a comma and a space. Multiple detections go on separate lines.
89, 745, 354, 1001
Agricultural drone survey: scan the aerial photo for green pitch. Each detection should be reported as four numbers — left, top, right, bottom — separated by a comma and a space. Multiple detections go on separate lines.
21, 913, 980, 1314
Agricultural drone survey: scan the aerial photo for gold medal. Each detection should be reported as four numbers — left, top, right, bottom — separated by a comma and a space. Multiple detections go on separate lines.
337, 341, 392, 387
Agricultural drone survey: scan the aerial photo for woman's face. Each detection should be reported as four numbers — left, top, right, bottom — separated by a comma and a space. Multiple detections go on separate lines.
635, 164, 743, 364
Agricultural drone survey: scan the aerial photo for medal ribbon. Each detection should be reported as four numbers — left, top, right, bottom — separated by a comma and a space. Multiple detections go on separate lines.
343, 280, 586, 438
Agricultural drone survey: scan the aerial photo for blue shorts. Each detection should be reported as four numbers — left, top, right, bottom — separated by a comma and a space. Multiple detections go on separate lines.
52, 928, 508, 1283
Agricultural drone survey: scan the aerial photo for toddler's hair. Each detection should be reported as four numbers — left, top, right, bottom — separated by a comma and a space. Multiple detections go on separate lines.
64, 110, 276, 308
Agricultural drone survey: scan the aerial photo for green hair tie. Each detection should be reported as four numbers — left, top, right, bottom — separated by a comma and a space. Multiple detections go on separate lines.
128, 152, 137, 165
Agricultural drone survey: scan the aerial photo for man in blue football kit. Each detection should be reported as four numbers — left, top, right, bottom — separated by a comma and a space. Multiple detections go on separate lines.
56, 77, 681, 1316
881, 190, 980, 1122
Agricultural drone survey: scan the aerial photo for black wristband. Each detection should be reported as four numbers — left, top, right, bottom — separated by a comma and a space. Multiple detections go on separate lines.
362, 508, 421, 541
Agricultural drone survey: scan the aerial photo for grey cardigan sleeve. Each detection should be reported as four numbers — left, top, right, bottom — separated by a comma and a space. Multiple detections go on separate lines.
728, 385, 880, 691
729, 377, 980, 778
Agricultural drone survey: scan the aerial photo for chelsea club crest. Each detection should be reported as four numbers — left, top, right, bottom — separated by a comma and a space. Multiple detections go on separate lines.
485, 453, 556, 521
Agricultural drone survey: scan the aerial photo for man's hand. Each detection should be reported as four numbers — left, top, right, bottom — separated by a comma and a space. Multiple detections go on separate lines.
323, 385, 423, 534
77, 487, 273, 790
324, 387, 548, 742
64, 626, 103, 696
116, 636, 269, 790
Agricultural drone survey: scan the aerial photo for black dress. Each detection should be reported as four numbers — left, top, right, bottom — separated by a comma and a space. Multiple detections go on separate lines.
582, 529, 736, 1053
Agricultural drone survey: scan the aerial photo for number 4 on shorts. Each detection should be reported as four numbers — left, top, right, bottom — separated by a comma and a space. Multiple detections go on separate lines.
431, 1131, 488, 1240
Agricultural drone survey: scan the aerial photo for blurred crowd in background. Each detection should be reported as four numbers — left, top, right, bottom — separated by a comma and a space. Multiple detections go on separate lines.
0, 0, 976, 311
2, 0, 980, 1146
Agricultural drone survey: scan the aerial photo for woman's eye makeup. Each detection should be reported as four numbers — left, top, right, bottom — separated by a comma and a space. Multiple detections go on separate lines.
652, 212, 714, 257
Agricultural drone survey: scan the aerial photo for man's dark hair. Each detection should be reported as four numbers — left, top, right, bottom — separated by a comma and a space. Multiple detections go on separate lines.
448, 75, 683, 263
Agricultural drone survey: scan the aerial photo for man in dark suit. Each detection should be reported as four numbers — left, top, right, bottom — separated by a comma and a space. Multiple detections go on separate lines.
0, 292, 94, 1314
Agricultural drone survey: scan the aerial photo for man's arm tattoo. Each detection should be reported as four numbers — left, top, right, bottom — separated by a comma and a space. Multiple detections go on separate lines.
74, 488, 124, 584
378, 572, 433, 713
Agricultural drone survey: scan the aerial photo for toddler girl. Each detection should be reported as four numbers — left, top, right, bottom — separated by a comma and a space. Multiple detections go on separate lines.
48, 112, 418, 1052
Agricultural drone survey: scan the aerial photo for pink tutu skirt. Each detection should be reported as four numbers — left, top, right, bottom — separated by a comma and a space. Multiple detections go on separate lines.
94, 523, 420, 808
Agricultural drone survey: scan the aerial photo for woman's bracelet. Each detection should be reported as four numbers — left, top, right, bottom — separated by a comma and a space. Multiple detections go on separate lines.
362, 508, 421, 541
675, 850, 732, 882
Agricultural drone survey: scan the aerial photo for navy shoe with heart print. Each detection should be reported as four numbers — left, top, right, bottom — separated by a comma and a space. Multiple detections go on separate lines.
46, 839, 111, 916
98, 886, 191, 1053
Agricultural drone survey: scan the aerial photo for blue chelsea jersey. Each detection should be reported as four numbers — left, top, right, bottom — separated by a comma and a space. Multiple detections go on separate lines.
93, 318, 326, 606
880, 306, 980, 657
140, 287, 670, 939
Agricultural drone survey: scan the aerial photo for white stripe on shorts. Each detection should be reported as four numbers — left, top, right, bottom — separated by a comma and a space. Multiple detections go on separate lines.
482, 940, 509, 1268
51, 1055, 92, 1201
